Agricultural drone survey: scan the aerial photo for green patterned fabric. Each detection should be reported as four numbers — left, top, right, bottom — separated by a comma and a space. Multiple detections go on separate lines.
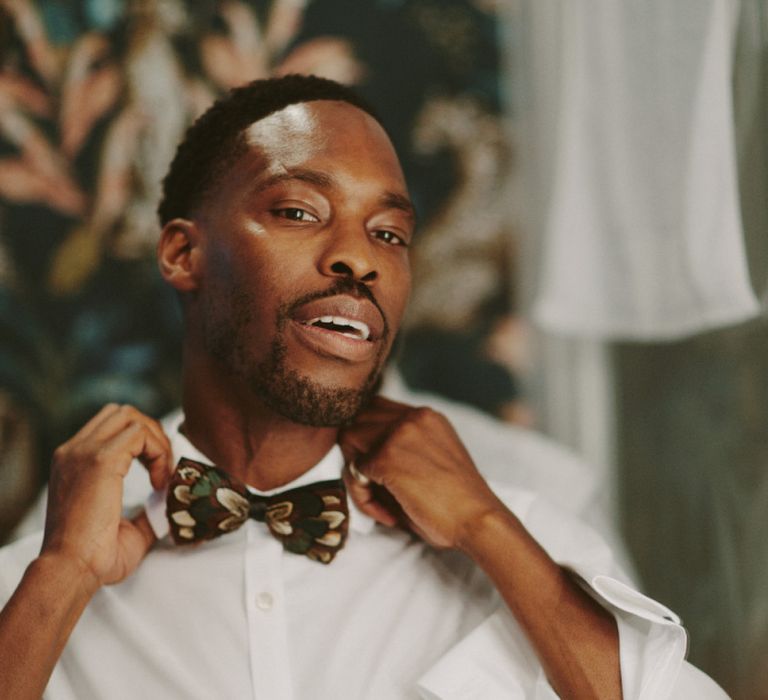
167, 458, 349, 564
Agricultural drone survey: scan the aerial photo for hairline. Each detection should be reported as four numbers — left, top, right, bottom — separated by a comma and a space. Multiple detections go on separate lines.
158, 77, 385, 226
189, 99, 407, 223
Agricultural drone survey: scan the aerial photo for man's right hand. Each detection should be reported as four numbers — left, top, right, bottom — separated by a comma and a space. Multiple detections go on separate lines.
41, 404, 173, 591
0, 404, 171, 699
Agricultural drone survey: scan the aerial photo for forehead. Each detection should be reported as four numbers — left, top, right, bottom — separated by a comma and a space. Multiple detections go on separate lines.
238, 100, 406, 188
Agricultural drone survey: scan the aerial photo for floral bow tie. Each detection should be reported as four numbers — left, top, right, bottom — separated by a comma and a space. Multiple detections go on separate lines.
166, 458, 349, 564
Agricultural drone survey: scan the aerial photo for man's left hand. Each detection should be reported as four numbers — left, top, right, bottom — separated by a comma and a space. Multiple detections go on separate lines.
338, 396, 505, 550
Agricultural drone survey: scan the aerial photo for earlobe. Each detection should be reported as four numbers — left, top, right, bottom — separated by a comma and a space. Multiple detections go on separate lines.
157, 219, 201, 293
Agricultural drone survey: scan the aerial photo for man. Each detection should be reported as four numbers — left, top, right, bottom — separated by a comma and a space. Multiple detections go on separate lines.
0, 75, 726, 699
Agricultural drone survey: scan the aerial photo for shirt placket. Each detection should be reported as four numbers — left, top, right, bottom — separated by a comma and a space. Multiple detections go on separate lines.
244, 520, 294, 700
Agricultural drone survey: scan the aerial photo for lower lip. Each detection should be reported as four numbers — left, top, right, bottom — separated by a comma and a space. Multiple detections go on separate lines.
289, 320, 378, 362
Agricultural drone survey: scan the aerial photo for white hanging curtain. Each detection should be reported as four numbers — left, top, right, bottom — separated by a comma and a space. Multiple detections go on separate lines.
531, 0, 759, 341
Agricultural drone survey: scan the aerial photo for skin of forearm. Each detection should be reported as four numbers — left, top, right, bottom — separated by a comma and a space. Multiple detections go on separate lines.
0, 553, 98, 700
457, 507, 623, 700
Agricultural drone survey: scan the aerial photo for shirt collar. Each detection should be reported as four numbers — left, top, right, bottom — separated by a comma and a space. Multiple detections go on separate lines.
164, 411, 375, 535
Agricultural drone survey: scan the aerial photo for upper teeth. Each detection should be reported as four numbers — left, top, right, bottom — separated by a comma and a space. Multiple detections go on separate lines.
308, 316, 371, 340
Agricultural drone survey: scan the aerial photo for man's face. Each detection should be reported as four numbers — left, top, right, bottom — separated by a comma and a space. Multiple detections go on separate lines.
192, 100, 414, 426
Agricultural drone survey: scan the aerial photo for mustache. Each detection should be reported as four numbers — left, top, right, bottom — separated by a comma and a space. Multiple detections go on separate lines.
280, 277, 389, 339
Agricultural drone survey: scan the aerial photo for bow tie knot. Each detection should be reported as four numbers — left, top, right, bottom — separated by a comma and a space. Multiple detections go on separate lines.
167, 458, 349, 564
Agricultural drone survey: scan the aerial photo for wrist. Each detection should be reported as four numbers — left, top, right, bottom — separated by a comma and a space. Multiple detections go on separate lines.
455, 499, 518, 557
34, 547, 102, 599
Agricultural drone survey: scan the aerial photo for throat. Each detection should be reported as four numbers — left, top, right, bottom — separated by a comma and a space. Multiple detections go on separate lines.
179, 393, 340, 491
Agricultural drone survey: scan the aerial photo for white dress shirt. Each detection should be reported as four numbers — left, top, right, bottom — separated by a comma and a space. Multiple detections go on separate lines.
0, 422, 727, 699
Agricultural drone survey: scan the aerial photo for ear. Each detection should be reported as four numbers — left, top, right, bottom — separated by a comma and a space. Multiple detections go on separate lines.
157, 218, 201, 293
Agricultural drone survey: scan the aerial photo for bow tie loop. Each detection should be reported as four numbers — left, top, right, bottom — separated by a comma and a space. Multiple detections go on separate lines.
167, 458, 349, 564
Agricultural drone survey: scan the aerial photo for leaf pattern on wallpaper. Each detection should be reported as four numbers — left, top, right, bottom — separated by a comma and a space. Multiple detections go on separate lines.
0, 0, 508, 532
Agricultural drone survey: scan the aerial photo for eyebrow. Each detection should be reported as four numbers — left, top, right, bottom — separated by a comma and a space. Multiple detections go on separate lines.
253, 168, 334, 193
379, 191, 417, 222
253, 167, 417, 221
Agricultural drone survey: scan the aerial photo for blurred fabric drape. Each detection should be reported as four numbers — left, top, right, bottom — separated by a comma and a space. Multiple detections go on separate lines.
530, 0, 759, 341
512, 1, 768, 697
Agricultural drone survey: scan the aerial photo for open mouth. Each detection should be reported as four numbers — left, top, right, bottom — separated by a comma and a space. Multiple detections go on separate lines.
300, 316, 371, 341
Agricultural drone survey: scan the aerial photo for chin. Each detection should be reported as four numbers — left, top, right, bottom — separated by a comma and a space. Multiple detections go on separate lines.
250, 362, 380, 427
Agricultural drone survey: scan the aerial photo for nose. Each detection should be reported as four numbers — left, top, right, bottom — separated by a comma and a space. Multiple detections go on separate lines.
318, 224, 378, 284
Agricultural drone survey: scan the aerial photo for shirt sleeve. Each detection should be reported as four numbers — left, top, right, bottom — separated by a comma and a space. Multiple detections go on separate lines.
416, 487, 729, 699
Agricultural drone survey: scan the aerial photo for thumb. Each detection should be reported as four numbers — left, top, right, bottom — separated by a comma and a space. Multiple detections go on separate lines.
130, 509, 157, 550
110, 510, 157, 583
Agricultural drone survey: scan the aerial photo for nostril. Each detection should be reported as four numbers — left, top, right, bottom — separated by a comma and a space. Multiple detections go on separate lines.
329, 261, 377, 282
330, 261, 353, 275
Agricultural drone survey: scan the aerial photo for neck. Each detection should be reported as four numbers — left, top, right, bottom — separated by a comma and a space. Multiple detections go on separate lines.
180, 347, 339, 491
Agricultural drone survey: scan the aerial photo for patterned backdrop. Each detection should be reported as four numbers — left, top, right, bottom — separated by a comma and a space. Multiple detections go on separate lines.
0, 0, 523, 538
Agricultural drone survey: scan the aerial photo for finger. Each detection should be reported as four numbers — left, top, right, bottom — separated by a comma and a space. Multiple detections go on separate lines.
342, 465, 398, 527
78, 404, 141, 443
369, 395, 413, 412
343, 403, 427, 440
131, 428, 173, 490
347, 460, 371, 486
73, 403, 123, 442
130, 510, 157, 551
100, 421, 172, 488
352, 398, 412, 423
341, 413, 397, 433
139, 441, 174, 491
83, 407, 173, 485
85, 405, 168, 452
123, 409, 171, 461
340, 407, 406, 440
338, 426, 390, 471
114, 510, 157, 581
132, 414, 173, 481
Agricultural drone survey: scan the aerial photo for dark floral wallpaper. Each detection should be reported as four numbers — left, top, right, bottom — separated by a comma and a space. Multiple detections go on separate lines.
0, 0, 521, 537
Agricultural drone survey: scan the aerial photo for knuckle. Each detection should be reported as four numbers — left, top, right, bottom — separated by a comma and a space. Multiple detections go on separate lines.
391, 424, 414, 444
374, 440, 398, 466
92, 447, 113, 467
413, 407, 450, 434
52, 443, 67, 458
395, 413, 425, 439
409, 406, 434, 423
417, 406, 443, 423
51, 444, 69, 464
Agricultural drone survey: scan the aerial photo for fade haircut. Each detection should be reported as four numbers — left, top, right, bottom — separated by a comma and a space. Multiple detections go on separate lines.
157, 74, 380, 225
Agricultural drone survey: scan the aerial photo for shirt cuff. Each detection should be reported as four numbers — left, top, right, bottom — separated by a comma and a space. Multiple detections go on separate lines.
416, 572, 705, 700
144, 488, 169, 540
588, 574, 687, 698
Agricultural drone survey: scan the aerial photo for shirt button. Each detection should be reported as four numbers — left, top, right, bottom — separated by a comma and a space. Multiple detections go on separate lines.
255, 592, 274, 611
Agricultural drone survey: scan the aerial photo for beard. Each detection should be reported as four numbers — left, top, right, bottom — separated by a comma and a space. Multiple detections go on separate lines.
246, 334, 383, 426
203, 280, 389, 427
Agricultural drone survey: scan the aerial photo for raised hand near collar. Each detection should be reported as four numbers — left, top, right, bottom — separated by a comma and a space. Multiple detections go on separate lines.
0, 404, 173, 700
338, 396, 505, 551
339, 396, 622, 699
43, 403, 173, 589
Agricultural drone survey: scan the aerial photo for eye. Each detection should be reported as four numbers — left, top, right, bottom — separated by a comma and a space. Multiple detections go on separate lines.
373, 229, 408, 247
272, 208, 320, 223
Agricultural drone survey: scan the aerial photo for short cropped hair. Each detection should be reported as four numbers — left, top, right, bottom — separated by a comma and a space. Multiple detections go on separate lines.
157, 74, 380, 225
